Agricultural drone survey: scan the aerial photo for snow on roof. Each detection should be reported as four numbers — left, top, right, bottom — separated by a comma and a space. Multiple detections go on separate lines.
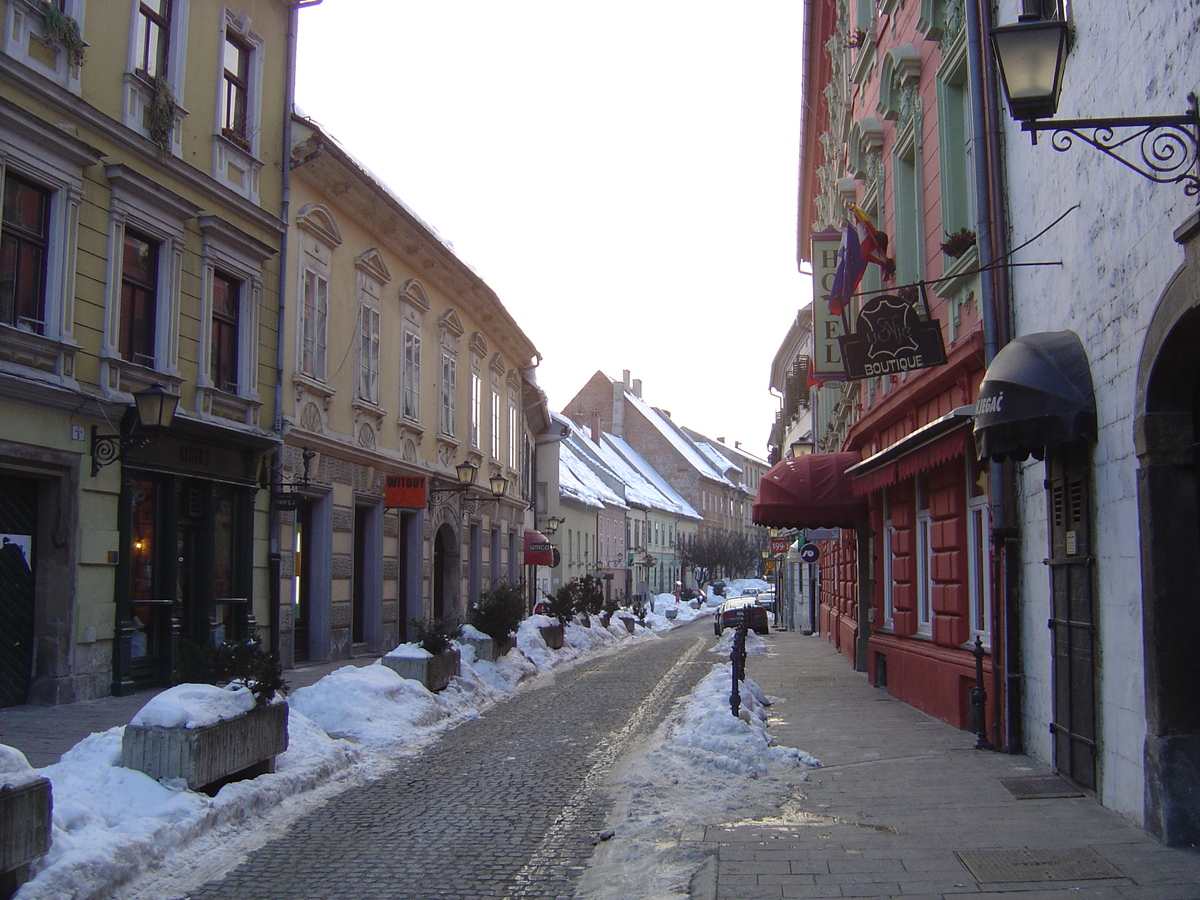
623, 391, 734, 487
601, 434, 702, 520
559, 438, 627, 510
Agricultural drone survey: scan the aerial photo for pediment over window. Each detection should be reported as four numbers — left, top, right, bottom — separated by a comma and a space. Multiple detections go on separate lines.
296, 204, 342, 247
848, 115, 884, 178
439, 309, 464, 338
401, 278, 430, 312
469, 331, 488, 358
877, 44, 922, 120
355, 248, 390, 284
490, 352, 506, 376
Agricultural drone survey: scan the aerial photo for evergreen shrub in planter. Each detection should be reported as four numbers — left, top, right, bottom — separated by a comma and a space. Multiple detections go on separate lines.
381, 620, 461, 691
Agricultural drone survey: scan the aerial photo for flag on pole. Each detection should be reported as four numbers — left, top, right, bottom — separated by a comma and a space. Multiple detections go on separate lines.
851, 206, 896, 280
824, 224, 866, 316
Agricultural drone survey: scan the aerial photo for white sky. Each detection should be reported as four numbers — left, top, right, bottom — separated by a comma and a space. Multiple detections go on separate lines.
294, 1, 813, 459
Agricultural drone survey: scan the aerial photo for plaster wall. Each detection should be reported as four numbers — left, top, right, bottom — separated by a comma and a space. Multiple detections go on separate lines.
997, 0, 1200, 823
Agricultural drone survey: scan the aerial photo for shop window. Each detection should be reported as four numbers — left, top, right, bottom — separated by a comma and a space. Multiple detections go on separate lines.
967, 465, 991, 640
882, 489, 895, 629
916, 475, 933, 635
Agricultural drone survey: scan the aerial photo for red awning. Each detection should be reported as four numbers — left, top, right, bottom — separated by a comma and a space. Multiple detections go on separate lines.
752, 451, 868, 529
523, 530, 554, 566
847, 413, 973, 497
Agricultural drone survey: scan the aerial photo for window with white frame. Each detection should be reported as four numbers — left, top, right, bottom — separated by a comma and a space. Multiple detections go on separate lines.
196, 215, 270, 414
936, 35, 975, 242
210, 271, 239, 391
358, 303, 380, 404
440, 353, 457, 437
491, 389, 501, 460
3, 0, 87, 91
103, 163, 199, 394
915, 475, 933, 635
124, 0, 190, 156
0, 105, 97, 379
967, 467, 991, 639
469, 370, 481, 449
402, 328, 420, 420
508, 393, 519, 470
1, 173, 50, 334
213, 9, 264, 200
893, 135, 923, 287
300, 268, 327, 381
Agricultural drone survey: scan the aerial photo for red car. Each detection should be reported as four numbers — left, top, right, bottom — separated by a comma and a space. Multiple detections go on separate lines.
713, 598, 769, 636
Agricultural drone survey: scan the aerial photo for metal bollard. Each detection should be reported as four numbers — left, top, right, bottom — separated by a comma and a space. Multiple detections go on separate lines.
730, 621, 748, 716
970, 634, 996, 750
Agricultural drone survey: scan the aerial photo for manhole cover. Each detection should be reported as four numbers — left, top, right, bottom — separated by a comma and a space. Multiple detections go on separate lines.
955, 847, 1123, 883
999, 775, 1084, 799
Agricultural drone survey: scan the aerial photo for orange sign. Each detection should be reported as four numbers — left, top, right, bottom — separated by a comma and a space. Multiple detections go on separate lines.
385, 474, 427, 508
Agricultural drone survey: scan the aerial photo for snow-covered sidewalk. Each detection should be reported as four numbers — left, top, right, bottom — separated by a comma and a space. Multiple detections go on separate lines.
4, 582, 816, 900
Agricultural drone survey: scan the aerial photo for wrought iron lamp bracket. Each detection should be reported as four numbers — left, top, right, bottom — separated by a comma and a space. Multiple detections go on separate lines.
1021, 93, 1200, 197
90, 425, 142, 476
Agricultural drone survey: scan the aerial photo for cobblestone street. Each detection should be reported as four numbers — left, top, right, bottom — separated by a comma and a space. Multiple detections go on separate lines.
169, 623, 712, 900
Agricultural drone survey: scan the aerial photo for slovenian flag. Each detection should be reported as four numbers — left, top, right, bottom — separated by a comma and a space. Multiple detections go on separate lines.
852, 206, 896, 280
826, 224, 867, 316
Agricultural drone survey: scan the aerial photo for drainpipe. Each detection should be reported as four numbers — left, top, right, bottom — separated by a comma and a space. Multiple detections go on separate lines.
967, 0, 1021, 754
268, 0, 322, 658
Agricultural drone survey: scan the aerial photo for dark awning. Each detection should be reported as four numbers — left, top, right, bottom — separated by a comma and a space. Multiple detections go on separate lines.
847, 405, 975, 496
523, 530, 554, 566
752, 451, 868, 529
974, 330, 1096, 463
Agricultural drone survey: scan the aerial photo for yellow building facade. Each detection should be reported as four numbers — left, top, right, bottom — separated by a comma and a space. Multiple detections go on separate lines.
0, 0, 296, 703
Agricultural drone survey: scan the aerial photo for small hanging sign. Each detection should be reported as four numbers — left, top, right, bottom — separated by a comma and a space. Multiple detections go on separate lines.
838, 290, 947, 380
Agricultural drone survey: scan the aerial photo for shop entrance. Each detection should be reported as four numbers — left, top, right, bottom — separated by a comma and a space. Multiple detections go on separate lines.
0, 477, 36, 707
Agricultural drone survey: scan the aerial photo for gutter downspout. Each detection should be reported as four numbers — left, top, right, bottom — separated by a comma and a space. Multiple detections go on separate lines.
269, 0, 321, 658
967, 0, 1021, 754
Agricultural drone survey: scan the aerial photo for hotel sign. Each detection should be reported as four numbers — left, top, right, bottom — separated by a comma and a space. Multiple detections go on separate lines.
810, 230, 848, 380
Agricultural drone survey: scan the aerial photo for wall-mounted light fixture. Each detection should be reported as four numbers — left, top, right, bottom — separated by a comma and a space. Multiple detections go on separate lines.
544, 515, 564, 535
990, 5, 1199, 195
428, 460, 508, 513
91, 384, 180, 476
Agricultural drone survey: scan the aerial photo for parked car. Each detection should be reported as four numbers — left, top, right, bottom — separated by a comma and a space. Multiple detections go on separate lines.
755, 591, 776, 613
713, 597, 769, 636
533, 600, 553, 616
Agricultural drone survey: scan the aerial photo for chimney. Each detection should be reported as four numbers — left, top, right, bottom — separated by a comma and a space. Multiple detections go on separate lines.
662, 410, 671, 419
622, 369, 631, 390
632, 379, 642, 398
612, 379, 625, 438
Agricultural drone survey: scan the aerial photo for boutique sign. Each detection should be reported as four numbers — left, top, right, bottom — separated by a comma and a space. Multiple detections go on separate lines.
838, 293, 947, 381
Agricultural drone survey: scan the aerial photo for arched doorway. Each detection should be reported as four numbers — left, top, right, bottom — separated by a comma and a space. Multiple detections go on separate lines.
432, 522, 460, 626
1137, 222, 1200, 846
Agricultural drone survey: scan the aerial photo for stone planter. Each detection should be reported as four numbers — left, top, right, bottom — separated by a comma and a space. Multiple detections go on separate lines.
121, 701, 289, 792
617, 616, 636, 634
539, 624, 564, 649
0, 777, 51, 889
381, 647, 461, 692
461, 634, 514, 663
665, 608, 678, 620
577, 615, 591, 629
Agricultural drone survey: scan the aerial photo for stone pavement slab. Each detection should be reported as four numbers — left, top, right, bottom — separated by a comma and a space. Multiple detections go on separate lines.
690, 628, 1200, 900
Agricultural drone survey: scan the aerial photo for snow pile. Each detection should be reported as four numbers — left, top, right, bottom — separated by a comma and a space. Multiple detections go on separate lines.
575, 664, 819, 900
9, 611, 665, 900
128, 683, 257, 729
0, 743, 41, 790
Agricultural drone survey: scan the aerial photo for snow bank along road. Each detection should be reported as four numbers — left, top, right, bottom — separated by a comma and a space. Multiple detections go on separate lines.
140, 621, 714, 900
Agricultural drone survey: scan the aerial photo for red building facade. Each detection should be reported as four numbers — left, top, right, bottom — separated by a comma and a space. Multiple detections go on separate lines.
795, 0, 1010, 741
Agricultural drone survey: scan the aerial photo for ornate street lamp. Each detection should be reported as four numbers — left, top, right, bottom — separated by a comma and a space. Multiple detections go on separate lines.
990, 5, 1199, 195
90, 384, 180, 476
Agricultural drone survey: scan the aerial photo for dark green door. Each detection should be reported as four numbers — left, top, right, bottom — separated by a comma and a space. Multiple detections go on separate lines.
1046, 444, 1097, 790
0, 477, 37, 707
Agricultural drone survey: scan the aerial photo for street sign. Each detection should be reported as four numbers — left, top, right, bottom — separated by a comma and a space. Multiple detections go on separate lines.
770, 537, 790, 555
799, 542, 821, 564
